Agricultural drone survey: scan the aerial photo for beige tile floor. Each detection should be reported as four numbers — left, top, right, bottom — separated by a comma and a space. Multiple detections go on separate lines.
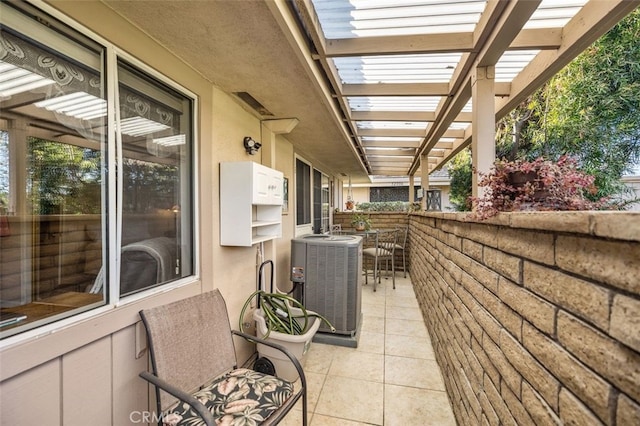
281, 275, 457, 426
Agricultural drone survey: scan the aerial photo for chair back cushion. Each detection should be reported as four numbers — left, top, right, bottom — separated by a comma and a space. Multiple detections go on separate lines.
140, 290, 237, 410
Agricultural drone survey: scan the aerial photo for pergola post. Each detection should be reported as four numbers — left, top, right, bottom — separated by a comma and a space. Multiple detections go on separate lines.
471, 66, 496, 199
420, 154, 430, 211
408, 174, 415, 204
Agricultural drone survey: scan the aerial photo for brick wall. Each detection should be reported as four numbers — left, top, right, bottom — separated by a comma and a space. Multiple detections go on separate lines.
409, 211, 640, 425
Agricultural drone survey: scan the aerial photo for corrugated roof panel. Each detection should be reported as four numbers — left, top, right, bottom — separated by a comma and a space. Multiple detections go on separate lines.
495, 50, 540, 82
348, 96, 442, 111
314, 0, 487, 38
306, 0, 592, 176
525, 0, 588, 29
333, 54, 462, 83
361, 136, 422, 143
357, 121, 428, 130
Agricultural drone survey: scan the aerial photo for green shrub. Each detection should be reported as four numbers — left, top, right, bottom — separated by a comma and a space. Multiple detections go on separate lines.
356, 201, 417, 212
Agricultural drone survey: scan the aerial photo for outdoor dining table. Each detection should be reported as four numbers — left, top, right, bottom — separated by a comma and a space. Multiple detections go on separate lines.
341, 228, 398, 290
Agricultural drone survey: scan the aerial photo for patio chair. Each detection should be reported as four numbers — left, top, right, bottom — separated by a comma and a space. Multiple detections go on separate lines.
362, 229, 398, 292
393, 225, 408, 278
139, 289, 307, 426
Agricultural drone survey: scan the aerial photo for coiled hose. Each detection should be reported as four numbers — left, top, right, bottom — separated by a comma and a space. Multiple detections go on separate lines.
239, 290, 336, 339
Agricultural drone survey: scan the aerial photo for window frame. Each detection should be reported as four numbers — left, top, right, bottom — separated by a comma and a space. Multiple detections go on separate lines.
0, 1, 200, 345
295, 155, 312, 234
109, 49, 200, 305
294, 155, 331, 236
312, 168, 330, 233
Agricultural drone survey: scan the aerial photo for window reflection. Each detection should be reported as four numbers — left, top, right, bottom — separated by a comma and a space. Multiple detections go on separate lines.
0, 3, 107, 337
0, 2, 194, 337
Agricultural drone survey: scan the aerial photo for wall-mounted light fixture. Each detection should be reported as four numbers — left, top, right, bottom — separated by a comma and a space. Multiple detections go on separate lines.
243, 136, 261, 155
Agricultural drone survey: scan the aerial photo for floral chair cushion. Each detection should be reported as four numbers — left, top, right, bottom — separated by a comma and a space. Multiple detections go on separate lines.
163, 368, 294, 426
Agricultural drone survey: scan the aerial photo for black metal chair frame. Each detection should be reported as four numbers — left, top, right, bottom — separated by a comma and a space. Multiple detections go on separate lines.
138, 290, 307, 426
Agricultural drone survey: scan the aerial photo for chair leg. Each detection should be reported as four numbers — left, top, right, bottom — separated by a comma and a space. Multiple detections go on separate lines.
382, 259, 389, 282
402, 250, 406, 278
364, 260, 368, 286
373, 257, 378, 292
302, 386, 308, 426
392, 256, 396, 289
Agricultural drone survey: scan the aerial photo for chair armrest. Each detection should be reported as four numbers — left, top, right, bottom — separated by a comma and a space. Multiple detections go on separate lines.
232, 330, 307, 388
139, 371, 216, 426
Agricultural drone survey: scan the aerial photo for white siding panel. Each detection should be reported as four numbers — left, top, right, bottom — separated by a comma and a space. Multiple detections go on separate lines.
112, 324, 150, 426
0, 359, 61, 425
62, 337, 112, 426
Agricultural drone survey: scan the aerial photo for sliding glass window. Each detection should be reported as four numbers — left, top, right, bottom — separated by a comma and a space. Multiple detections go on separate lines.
296, 158, 311, 227
116, 60, 193, 296
0, 2, 195, 338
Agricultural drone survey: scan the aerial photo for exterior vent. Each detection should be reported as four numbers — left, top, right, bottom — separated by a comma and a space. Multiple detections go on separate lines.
234, 92, 273, 116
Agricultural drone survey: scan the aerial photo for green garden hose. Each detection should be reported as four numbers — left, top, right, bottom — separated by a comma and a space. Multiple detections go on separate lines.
239, 290, 336, 339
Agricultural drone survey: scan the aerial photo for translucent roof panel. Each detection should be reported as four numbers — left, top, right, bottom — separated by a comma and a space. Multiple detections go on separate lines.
368, 156, 414, 161
334, 54, 462, 84
304, 0, 601, 176
524, 0, 588, 29
448, 122, 471, 130
356, 121, 429, 130
365, 147, 416, 151
348, 96, 441, 111
495, 50, 541, 82
361, 136, 423, 143
314, 0, 487, 38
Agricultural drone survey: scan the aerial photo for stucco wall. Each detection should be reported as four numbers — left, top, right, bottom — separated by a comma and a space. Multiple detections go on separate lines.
409, 211, 640, 425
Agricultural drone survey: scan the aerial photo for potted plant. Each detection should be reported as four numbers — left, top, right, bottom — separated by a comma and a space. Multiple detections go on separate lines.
239, 289, 335, 381
240, 261, 335, 338
471, 155, 613, 219
345, 199, 355, 211
240, 290, 334, 337
350, 212, 372, 231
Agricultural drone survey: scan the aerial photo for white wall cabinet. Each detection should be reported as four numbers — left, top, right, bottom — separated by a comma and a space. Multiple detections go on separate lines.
220, 161, 283, 246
